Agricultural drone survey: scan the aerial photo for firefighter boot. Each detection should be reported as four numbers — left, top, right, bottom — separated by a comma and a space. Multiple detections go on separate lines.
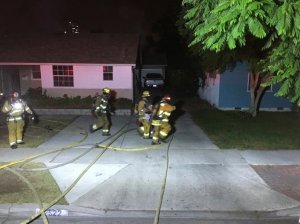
102, 132, 111, 136
89, 124, 96, 133
11, 144, 17, 149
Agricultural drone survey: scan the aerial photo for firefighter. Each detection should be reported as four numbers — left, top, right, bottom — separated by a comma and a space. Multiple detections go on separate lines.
90, 87, 112, 136
137, 90, 153, 139
151, 94, 176, 145
1, 91, 34, 149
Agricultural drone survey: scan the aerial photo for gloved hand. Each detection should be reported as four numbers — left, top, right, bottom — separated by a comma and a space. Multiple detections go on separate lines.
145, 113, 151, 121
29, 114, 38, 124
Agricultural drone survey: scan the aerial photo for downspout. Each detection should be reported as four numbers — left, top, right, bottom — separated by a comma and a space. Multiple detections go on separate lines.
0, 66, 3, 93
132, 65, 135, 103
138, 34, 143, 91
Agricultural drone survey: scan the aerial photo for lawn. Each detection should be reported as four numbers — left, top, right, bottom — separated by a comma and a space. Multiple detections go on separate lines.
0, 162, 67, 204
182, 97, 300, 150
0, 115, 74, 204
0, 114, 77, 148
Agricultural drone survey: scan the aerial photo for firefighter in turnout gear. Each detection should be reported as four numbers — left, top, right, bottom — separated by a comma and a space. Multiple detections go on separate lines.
137, 90, 153, 139
151, 94, 176, 145
1, 91, 34, 149
90, 87, 112, 136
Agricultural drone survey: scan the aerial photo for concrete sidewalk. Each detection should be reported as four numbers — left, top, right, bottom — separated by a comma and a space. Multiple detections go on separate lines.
0, 113, 300, 223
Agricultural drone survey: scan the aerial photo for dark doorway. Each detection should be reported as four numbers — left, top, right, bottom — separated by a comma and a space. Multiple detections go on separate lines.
0, 66, 20, 95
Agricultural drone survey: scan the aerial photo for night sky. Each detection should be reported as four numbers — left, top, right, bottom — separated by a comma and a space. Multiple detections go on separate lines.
0, 0, 178, 35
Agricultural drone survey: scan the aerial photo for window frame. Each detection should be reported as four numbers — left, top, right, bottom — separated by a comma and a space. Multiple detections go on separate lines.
103, 65, 113, 81
52, 65, 74, 87
31, 65, 41, 80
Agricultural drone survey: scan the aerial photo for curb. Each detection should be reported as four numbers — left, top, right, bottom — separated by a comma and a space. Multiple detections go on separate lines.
0, 204, 299, 221
33, 109, 132, 116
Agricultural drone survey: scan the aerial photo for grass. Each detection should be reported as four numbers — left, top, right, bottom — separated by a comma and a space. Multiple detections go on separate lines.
182, 97, 300, 150
0, 114, 76, 148
0, 162, 67, 204
0, 115, 73, 204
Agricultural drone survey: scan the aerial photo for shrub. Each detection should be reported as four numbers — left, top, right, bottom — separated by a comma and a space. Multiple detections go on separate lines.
23, 88, 132, 109
112, 98, 133, 109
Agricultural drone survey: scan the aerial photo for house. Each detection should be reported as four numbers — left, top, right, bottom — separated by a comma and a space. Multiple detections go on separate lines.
198, 62, 292, 111
0, 33, 139, 100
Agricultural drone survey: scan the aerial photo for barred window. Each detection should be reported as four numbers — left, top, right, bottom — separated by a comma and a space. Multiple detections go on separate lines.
103, 65, 113, 81
32, 65, 41, 79
53, 65, 74, 87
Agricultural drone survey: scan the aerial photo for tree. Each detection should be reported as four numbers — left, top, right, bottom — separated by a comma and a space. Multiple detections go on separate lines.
181, 0, 300, 112
178, 1, 270, 116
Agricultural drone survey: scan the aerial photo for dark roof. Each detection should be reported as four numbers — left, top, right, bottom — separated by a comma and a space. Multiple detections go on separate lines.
0, 33, 139, 64
142, 52, 167, 66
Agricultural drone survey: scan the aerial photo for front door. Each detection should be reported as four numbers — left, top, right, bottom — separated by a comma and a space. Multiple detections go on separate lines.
0, 66, 20, 95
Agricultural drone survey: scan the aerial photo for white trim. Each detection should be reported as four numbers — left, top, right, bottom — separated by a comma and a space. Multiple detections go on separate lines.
0, 62, 136, 66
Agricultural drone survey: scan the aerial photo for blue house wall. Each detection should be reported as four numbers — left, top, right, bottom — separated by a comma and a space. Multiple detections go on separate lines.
218, 62, 292, 109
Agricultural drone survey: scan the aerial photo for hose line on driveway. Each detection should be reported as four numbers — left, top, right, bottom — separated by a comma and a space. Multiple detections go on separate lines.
2, 116, 173, 224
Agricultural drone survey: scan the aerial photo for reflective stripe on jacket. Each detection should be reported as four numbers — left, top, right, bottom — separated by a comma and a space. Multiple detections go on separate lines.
7, 116, 23, 122
2, 99, 32, 118
94, 94, 109, 114
152, 101, 175, 123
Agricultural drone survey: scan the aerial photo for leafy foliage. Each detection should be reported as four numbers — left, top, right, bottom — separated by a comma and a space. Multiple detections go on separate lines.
22, 88, 132, 109
182, 0, 300, 105
183, 0, 275, 51
262, 41, 300, 101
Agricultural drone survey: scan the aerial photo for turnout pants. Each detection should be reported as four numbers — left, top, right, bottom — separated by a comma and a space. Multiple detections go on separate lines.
8, 119, 25, 146
92, 113, 110, 134
152, 121, 172, 144
138, 118, 151, 138
159, 121, 172, 139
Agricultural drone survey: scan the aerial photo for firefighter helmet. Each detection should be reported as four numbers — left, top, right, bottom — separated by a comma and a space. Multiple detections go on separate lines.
10, 91, 19, 99
162, 94, 171, 102
103, 87, 111, 94
142, 90, 150, 97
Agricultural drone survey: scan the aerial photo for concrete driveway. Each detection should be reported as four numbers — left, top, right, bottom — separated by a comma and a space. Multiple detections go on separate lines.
1, 112, 300, 223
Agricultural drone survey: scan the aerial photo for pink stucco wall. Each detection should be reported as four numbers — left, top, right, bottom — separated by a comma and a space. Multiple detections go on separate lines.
40, 64, 133, 99
19, 66, 42, 95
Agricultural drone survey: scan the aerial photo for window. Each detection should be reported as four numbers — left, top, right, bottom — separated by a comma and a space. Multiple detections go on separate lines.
32, 65, 41, 79
103, 65, 113, 81
53, 65, 74, 87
